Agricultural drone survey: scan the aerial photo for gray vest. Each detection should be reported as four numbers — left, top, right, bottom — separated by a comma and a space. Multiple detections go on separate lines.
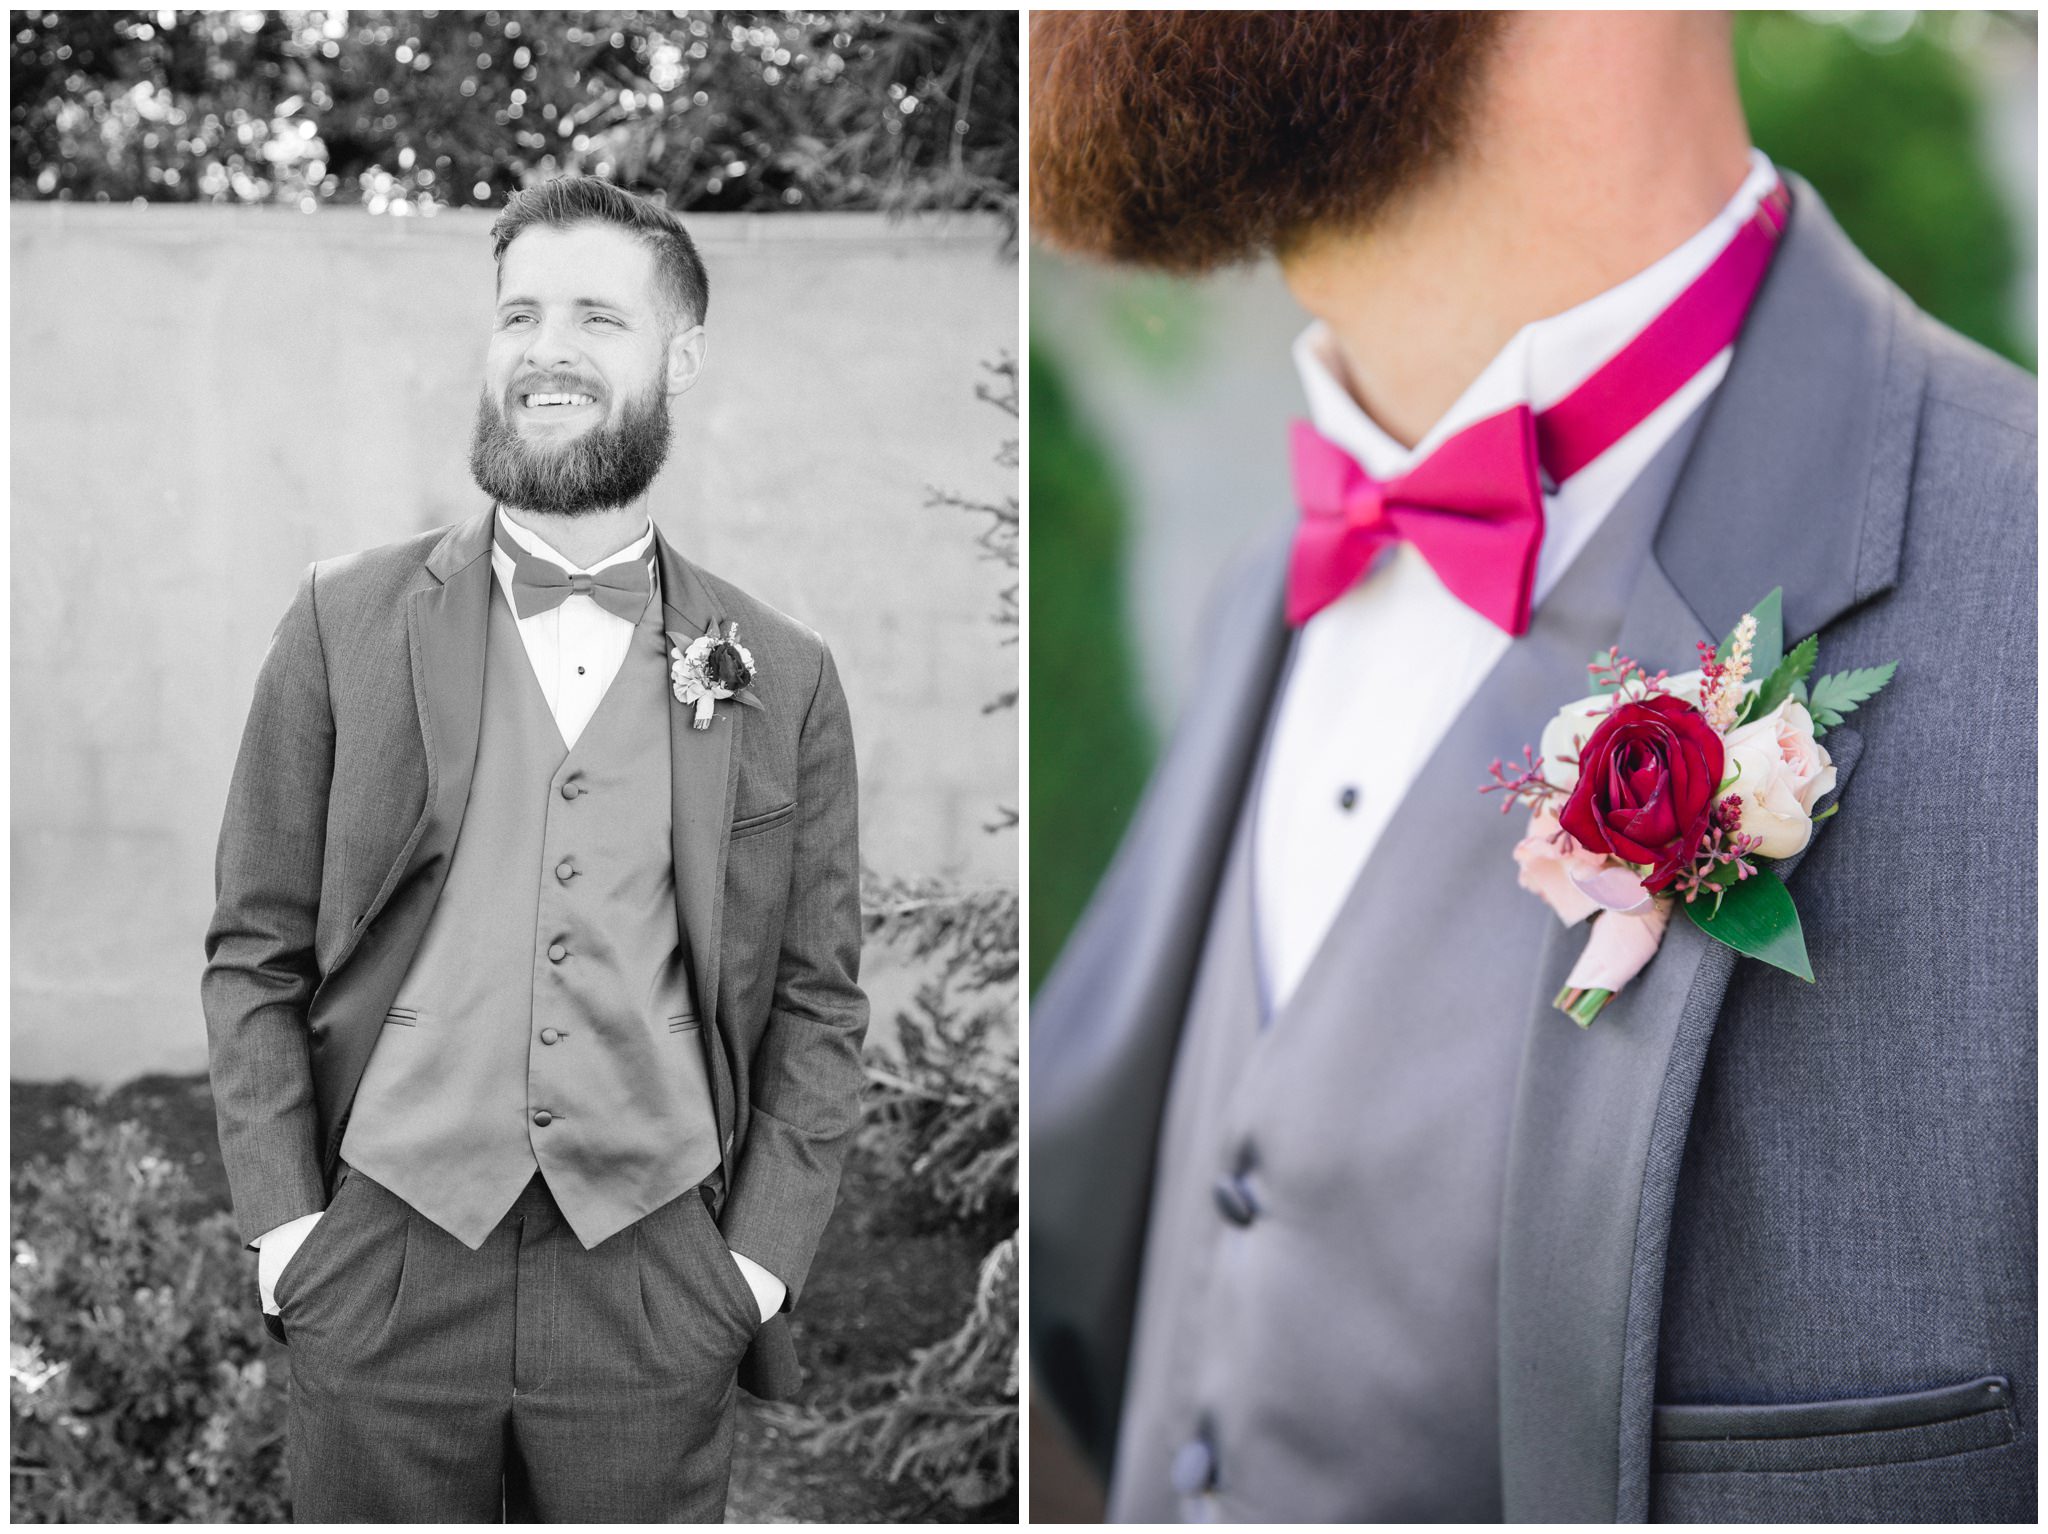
1108, 415, 1705, 1522
341, 577, 720, 1250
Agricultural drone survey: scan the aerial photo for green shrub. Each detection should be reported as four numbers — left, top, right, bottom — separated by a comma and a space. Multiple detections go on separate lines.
11, 1111, 289, 1522
856, 881, 1019, 1244
786, 881, 1018, 1514
783, 1232, 1018, 1511
780, 354, 1019, 1514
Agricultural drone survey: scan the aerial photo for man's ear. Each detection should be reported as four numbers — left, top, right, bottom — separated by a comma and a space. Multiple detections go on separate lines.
665, 323, 708, 396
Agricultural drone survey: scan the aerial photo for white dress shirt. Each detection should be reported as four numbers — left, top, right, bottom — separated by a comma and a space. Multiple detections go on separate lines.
489, 511, 657, 750
259, 510, 785, 1324
1253, 150, 1781, 1009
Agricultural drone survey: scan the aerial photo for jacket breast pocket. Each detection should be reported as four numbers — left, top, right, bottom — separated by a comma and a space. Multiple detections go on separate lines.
1653, 1375, 2017, 1477
730, 800, 796, 841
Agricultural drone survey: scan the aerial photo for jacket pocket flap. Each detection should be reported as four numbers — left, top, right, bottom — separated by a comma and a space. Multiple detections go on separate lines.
1657, 1375, 2011, 1441
730, 800, 796, 837
1654, 1376, 2016, 1476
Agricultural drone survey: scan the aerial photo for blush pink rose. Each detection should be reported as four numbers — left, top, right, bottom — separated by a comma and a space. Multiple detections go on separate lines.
1563, 900, 1673, 992
1513, 810, 1611, 926
1720, 699, 1836, 858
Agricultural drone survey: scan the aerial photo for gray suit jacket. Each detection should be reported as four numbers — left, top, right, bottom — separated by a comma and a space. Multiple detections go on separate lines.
203, 509, 869, 1400
1031, 181, 2036, 1518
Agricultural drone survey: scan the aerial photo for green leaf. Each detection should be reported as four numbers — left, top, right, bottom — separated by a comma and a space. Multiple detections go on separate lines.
1748, 633, 1819, 720
1806, 662, 1898, 736
1683, 867, 1814, 981
1718, 587, 1784, 676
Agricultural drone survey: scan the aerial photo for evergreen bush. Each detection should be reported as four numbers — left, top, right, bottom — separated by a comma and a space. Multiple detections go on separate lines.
11, 1112, 289, 1522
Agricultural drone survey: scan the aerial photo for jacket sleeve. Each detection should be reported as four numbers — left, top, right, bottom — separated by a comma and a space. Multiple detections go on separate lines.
201, 565, 335, 1247
719, 639, 869, 1305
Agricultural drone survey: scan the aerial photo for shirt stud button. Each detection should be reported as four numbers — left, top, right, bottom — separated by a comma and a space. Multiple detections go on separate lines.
539, 1028, 560, 1046
547, 942, 567, 963
1338, 785, 1360, 811
532, 1109, 553, 1127
556, 860, 575, 881
560, 781, 580, 800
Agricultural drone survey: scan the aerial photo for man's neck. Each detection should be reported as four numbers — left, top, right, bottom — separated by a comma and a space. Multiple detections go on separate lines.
1279, 12, 1754, 450
499, 502, 652, 569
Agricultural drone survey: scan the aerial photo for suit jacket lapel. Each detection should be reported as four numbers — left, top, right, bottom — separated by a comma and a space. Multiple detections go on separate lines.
1497, 178, 1925, 1520
654, 530, 739, 1049
1030, 533, 1292, 1466
351, 508, 492, 955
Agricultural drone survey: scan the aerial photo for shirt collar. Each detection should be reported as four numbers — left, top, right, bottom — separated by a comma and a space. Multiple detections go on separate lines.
494, 507, 655, 568
1294, 149, 1780, 481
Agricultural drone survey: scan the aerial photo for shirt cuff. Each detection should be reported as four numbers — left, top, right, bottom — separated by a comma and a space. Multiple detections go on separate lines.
254, 1210, 324, 1316
253, 1211, 323, 1248
729, 1248, 788, 1323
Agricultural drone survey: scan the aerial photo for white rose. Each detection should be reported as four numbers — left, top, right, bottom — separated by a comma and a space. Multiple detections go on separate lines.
1538, 669, 1714, 791
1537, 695, 1606, 792
1718, 699, 1835, 859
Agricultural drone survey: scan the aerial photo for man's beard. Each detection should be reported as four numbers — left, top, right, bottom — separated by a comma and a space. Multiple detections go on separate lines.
468, 375, 673, 516
1030, 11, 1500, 272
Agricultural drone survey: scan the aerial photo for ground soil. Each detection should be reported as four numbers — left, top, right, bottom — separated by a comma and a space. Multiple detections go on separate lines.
11, 1075, 1013, 1523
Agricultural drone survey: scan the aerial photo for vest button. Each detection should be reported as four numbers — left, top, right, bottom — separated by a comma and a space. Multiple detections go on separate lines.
556, 860, 575, 882
1170, 1425, 1217, 1496
539, 1027, 560, 1045
532, 1109, 553, 1127
560, 780, 581, 800
547, 942, 567, 963
1212, 1173, 1258, 1226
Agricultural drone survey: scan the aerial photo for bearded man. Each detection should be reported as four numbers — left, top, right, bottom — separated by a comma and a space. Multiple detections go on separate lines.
203, 176, 867, 1521
1030, 12, 2033, 1523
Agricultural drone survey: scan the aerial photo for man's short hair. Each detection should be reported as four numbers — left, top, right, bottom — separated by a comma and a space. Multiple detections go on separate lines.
490, 177, 710, 328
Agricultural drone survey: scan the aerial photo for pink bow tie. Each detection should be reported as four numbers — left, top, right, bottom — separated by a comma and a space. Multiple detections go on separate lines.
1286, 177, 1791, 634
1288, 410, 1545, 634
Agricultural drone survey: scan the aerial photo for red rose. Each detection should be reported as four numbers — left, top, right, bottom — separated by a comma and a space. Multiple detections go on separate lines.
1559, 694, 1724, 892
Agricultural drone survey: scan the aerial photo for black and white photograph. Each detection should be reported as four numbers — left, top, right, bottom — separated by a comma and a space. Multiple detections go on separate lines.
12, 10, 1018, 1522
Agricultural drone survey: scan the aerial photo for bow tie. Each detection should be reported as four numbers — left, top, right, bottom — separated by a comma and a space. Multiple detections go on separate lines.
1286, 177, 1791, 634
1288, 410, 1545, 634
495, 531, 652, 621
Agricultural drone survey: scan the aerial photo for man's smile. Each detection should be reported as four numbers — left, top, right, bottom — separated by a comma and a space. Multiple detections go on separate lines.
507, 385, 607, 433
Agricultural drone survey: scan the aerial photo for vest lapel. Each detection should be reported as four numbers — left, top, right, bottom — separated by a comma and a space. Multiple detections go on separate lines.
653, 530, 741, 1060
1497, 178, 1924, 1521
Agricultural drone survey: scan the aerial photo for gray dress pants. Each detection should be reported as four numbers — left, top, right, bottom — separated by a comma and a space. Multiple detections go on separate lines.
276, 1164, 759, 1521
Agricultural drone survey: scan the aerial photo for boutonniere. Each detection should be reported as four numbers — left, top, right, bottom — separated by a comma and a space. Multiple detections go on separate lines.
1483, 588, 1896, 1026
669, 620, 759, 730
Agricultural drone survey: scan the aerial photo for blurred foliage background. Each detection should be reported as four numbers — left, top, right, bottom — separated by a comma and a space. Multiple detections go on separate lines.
1028, 10, 2038, 992
10, 9, 1017, 223
1738, 9, 2032, 368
